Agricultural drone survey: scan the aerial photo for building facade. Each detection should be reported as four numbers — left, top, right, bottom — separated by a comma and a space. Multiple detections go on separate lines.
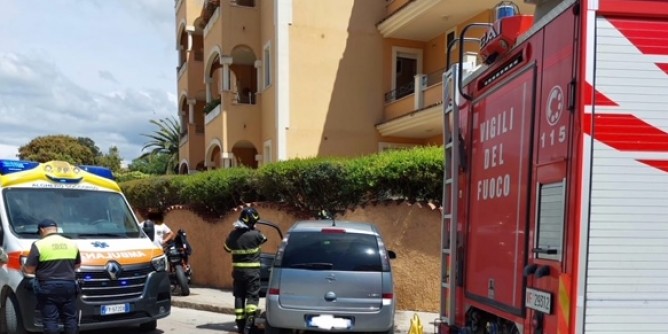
174, 0, 534, 173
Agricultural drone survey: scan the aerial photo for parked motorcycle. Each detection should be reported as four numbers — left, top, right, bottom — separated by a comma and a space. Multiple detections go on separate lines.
141, 220, 193, 296
164, 229, 192, 296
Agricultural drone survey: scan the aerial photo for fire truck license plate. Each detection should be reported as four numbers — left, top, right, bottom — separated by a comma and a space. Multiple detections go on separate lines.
525, 288, 551, 314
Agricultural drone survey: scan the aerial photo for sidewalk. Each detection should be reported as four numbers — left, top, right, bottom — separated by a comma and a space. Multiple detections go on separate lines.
172, 287, 440, 333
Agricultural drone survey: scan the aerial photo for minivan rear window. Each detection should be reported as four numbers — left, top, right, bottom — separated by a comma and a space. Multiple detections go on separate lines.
280, 232, 382, 272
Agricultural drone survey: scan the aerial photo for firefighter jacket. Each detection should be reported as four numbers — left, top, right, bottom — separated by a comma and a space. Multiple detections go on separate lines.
224, 222, 267, 270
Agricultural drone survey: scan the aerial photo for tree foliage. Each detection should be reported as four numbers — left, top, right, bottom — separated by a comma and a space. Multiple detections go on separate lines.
128, 154, 170, 175
17, 135, 122, 171
140, 117, 181, 174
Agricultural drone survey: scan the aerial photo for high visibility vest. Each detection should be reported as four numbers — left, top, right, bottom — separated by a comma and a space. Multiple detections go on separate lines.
36, 235, 79, 262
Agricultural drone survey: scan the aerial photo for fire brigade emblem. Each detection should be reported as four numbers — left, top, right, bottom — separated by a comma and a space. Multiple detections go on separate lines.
546, 85, 564, 126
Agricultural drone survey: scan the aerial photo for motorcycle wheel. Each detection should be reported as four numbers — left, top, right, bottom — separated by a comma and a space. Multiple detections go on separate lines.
175, 264, 190, 296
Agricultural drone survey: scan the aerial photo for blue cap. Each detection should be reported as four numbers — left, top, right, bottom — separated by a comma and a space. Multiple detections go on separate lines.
38, 219, 58, 229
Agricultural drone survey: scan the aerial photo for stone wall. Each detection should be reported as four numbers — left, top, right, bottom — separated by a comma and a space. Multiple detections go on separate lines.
159, 201, 441, 312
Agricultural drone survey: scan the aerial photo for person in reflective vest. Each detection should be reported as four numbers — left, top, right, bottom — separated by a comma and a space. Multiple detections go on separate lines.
225, 207, 267, 333
22, 219, 81, 334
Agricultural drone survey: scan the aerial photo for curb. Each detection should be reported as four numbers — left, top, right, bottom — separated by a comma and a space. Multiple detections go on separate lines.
171, 299, 235, 315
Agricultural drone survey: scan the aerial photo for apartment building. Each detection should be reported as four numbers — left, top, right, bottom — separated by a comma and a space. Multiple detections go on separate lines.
175, 0, 534, 173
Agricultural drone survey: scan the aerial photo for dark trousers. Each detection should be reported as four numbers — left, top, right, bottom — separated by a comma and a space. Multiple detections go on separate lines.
232, 269, 260, 330
36, 280, 79, 334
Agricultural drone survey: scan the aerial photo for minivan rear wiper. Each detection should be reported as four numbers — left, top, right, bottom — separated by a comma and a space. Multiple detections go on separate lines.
288, 262, 334, 270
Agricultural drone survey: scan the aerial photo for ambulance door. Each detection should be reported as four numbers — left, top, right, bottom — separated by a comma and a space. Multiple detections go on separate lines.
524, 7, 577, 334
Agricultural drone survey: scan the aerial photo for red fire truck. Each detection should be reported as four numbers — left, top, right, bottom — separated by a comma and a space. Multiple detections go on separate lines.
440, 0, 668, 333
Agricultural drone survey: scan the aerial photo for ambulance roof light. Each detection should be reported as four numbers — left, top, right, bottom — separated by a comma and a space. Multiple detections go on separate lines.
0, 160, 40, 175
79, 165, 115, 180
0, 159, 115, 181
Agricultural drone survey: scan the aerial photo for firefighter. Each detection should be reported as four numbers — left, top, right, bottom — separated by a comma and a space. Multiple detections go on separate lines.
224, 207, 267, 333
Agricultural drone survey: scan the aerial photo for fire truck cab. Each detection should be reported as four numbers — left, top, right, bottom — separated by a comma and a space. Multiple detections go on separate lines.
440, 0, 668, 333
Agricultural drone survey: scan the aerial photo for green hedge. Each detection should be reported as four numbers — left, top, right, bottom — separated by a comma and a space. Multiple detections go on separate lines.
120, 146, 444, 217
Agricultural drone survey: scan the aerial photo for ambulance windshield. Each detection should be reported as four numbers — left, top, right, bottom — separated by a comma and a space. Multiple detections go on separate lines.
3, 188, 142, 239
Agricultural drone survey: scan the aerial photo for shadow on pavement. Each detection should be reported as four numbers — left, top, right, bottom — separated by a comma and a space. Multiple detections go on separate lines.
197, 321, 238, 332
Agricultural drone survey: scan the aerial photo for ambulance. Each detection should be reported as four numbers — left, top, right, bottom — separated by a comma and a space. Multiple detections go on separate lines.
0, 160, 170, 333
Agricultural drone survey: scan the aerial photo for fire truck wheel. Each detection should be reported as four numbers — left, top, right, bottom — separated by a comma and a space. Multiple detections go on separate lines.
138, 320, 158, 331
0, 293, 28, 334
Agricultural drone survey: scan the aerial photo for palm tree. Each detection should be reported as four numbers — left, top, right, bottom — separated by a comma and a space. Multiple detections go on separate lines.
140, 117, 181, 174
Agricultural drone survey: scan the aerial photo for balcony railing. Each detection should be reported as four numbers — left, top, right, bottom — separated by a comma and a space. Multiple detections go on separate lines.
384, 82, 415, 103
177, 62, 187, 78
205, 103, 221, 125
424, 68, 445, 87
234, 91, 256, 105
204, 7, 221, 37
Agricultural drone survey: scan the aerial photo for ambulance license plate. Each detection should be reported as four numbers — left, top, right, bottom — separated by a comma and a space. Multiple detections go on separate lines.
525, 288, 551, 314
101, 303, 129, 315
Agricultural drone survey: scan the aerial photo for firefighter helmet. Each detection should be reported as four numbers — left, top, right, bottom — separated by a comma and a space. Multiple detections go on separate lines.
239, 207, 260, 228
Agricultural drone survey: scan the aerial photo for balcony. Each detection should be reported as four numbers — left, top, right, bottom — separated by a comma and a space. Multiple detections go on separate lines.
379, 69, 445, 138
204, 100, 221, 125
178, 123, 206, 174
177, 52, 205, 99
204, 92, 261, 164
378, 0, 534, 41
203, 6, 221, 38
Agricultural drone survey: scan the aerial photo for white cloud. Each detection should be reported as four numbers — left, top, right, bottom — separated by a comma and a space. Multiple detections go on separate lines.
0, 52, 175, 162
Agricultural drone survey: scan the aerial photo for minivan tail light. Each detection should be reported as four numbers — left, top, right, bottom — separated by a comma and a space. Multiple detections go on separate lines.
269, 288, 280, 295
382, 293, 393, 306
321, 228, 345, 234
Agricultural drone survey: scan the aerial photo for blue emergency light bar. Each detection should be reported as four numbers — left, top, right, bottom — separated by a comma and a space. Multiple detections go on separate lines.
79, 165, 115, 180
0, 159, 115, 181
0, 160, 40, 174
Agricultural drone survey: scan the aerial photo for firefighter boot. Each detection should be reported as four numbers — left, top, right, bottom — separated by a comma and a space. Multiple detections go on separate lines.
243, 309, 261, 334
236, 319, 246, 334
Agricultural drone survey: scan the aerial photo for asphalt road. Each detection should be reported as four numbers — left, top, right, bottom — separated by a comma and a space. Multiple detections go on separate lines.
85, 307, 237, 334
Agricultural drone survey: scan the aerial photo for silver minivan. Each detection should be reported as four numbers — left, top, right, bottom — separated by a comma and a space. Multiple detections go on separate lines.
264, 220, 396, 334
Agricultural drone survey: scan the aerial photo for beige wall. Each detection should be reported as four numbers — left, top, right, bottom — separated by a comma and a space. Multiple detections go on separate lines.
159, 201, 441, 312
225, 91, 262, 152
286, 0, 386, 159
259, 0, 277, 163
221, 3, 261, 57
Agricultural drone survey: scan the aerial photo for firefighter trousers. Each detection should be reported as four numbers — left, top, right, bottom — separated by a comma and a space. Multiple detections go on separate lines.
232, 269, 261, 330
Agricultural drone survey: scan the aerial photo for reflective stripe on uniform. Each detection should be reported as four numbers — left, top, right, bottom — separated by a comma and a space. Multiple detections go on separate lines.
230, 247, 260, 255
235, 308, 245, 319
232, 262, 261, 268
245, 304, 258, 314
36, 236, 78, 262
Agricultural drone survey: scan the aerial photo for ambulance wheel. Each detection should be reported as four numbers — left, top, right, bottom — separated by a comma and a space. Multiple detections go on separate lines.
139, 320, 157, 331
1, 293, 28, 334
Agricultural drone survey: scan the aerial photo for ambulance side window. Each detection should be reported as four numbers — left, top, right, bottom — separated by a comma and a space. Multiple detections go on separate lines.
535, 180, 566, 261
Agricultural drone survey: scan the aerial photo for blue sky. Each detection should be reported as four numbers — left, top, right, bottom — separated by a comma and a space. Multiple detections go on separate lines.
0, 0, 177, 164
